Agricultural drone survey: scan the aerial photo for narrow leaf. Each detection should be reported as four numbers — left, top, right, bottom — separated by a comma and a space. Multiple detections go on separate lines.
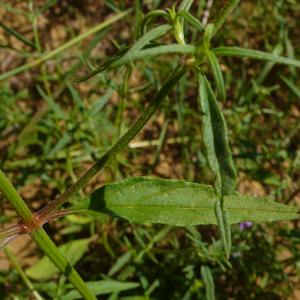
76, 24, 171, 81
211, 0, 240, 37
141, 10, 168, 34
215, 202, 231, 258
223, 209, 231, 256
0, 21, 36, 49
177, 11, 204, 32
242, 43, 283, 104
26, 238, 93, 280
179, 0, 194, 12
201, 266, 216, 300
198, 74, 237, 196
72, 177, 298, 226
206, 50, 226, 101
213, 46, 300, 68
280, 75, 300, 98
64, 280, 140, 300
75, 44, 195, 82
203, 24, 214, 48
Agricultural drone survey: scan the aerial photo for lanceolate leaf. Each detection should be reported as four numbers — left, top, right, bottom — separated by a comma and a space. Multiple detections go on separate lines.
178, 0, 194, 12
75, 44, 195, 82
201, 266, 216, 300
76, 24, 171, 81
206, 50, 226, 101
280, 75, 300, 98
212, 46, 300, 68
177, 11, 204, 32
64, 280, 140, 300
72, 177, 298, 226
198, 74, 237, 196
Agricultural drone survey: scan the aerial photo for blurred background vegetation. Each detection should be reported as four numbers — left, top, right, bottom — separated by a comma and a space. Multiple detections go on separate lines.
0, 0, 299, 299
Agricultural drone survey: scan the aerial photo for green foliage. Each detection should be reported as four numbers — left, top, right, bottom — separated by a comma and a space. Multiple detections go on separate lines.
0, 1, 299, 299
26, 238, 94, 280
64, 281, 140, 300
198, 75, 237, 197
213, 46, 300, 67
72, 176, 298, 225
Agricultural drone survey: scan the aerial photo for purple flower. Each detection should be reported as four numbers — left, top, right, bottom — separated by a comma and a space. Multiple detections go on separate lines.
239, 221, 253, 230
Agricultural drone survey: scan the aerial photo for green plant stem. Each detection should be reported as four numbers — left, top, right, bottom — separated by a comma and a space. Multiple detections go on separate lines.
0, 170, 96, 300
30, 228, 97, 300
4, 248, 44, 300
0, 10, 130, 81
0, 170, 35, 224
37, 65, 188, 217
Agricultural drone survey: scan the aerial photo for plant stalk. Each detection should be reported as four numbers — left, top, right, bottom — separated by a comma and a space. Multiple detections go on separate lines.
36, 65, 188, 217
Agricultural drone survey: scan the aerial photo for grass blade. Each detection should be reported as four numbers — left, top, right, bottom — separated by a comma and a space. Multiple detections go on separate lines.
0, 10, 131, 81
201, 266, 216, 300
0, 21, 36, 49
280, 75, 300, 98
212, 46, 300, 68
241, 44, 283, 104
4, 248, 44, 300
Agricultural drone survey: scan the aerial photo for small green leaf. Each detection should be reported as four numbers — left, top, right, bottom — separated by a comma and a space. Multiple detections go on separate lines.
37, 85, 65, 119
141, 10, 168, 34
76, 24, 171, 81
206, 50, 226, 101
75, 45, 195, 82
201, 266, 216, 300
211, 0, 240, 37
111, 44, 195, 66
203, 24, 214, 49
280, 75, 300, 98
64, 280, 140, 300
212, 46, 300, 68
198, 74, 237, 196
176, 11, 204, 32
178, 0, 194, 12
72, 177, 298, 226
108, 252, 132, 276
26, 238, 93, 280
